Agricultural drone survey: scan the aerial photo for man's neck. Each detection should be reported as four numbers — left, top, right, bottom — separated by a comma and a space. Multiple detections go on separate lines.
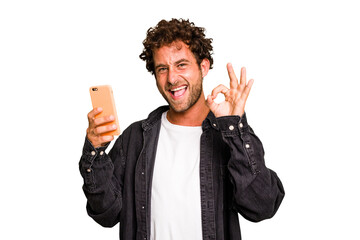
166, 94, 209, 127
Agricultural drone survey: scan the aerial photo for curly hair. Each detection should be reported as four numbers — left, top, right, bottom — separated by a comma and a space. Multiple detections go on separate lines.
139, 18, 214, 75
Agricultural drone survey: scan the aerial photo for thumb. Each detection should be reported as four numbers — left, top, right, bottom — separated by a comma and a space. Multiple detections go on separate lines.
206, 94, 217, 111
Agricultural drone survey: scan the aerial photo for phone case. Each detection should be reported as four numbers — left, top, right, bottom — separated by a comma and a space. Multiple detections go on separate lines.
89, 85, 120, 136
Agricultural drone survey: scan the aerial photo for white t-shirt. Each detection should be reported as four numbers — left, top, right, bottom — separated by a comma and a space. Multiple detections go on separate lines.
150, 111, 203, 240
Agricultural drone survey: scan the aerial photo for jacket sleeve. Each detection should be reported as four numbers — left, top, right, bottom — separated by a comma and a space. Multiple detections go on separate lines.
79, 136, 125, 227
217, 113, 285, 222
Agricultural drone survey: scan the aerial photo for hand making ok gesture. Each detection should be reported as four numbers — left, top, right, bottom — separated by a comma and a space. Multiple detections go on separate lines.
206, 63, 254, 118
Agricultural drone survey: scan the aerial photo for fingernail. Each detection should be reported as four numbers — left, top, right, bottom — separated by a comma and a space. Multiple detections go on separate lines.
112, 124, 117, 129
97, 107, 103, 111
109, 115, 114, 120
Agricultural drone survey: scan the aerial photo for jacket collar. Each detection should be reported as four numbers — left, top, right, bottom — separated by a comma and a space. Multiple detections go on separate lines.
202, 110, 219, 131
141, 106, 169, 131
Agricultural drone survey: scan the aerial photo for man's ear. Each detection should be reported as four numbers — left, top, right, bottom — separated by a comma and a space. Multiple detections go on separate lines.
200, 58, 210, 78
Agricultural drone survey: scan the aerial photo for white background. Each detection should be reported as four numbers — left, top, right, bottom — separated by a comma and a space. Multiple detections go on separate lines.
1, 0, 359, 239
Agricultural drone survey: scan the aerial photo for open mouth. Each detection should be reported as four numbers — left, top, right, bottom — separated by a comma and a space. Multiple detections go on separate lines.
169, 85, 187, 98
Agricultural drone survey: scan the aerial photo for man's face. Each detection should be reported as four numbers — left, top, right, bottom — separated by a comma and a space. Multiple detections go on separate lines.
153, 41, 207, 113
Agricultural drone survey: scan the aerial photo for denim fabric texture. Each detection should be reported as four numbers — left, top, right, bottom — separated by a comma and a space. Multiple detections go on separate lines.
79, 105, 285, 240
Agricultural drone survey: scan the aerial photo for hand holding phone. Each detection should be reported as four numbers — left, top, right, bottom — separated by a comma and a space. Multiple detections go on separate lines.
87, 85, 120, 148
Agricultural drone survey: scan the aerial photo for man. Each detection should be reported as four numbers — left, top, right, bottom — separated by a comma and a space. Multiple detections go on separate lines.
80, 18, 285, 240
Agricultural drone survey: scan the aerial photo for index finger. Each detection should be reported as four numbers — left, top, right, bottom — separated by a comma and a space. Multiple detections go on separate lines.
87, 107, 103, 121
211, 84, 229, 99
227, 63, 239, 89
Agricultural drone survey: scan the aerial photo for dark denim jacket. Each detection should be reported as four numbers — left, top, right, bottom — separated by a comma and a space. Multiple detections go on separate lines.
79, 106, 285, 240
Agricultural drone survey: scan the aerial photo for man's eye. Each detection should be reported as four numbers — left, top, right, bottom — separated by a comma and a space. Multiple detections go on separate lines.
158, 68, 167, 73
178, 63, 186, 68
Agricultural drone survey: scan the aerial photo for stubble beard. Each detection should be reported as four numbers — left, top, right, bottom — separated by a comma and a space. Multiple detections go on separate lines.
160, 78, 204, 113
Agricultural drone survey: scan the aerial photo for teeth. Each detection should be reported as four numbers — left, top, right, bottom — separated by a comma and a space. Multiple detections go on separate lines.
172, 86, 186, 92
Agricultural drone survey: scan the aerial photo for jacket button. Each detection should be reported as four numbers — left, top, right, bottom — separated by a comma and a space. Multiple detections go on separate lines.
100, 151, 104, 155
245, 144, 250, 149
229, 125, 234, 130
86, 168, 91, 173
239, 123, 243, 128
91, 151, 96, 156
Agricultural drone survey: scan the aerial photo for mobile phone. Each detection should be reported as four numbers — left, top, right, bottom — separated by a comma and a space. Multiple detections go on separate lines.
89, 85, 120, 136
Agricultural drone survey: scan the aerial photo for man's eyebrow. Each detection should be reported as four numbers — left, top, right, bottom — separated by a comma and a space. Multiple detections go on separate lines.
154, 59, 191, 70
175, 58, 191, 65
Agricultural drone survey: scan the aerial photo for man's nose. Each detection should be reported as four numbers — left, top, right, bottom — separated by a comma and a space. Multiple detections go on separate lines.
167, 68, 178, 85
